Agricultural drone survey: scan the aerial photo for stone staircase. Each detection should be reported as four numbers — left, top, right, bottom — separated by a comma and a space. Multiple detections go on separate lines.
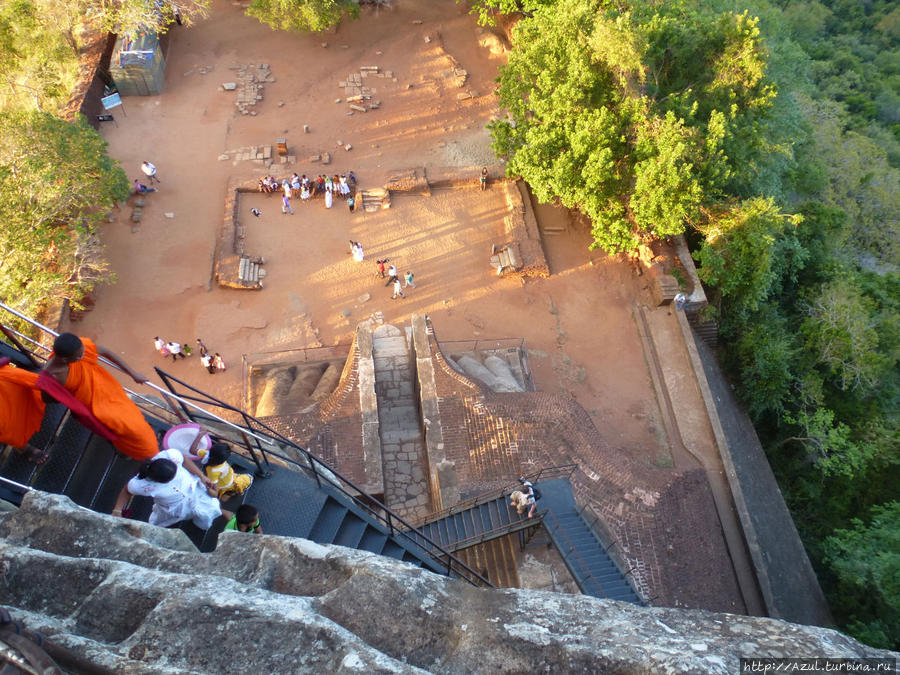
238, 256, 266, 287
359, 188, 389, 213
372, 325, 431, 520
688, 313, 719, 349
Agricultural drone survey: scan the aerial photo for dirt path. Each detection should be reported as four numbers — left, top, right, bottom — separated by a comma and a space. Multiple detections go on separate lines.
65, 0, 749, 612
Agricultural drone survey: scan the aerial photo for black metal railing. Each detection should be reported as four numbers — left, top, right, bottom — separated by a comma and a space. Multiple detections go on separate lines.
541, 508, 638, 601
408, 463, 578, 528
151, 369, 492, 587
0, 303, 492, 588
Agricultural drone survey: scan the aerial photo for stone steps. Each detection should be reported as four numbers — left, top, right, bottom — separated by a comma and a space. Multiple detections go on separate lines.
238, 257, 267, 287
360, 188, 390, 213
373, 324, 430, 518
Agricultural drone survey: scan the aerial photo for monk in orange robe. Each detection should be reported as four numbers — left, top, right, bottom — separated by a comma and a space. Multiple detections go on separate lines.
0, 359, 47, 463
41, 333, 159, 461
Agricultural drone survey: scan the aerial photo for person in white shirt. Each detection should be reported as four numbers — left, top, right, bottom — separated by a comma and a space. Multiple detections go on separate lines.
141, 161, 160, 184
165, 341, 185, 362
153, 336, 169, 357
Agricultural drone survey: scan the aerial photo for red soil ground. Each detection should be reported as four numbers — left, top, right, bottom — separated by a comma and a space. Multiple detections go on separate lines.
65, 0, 744, 611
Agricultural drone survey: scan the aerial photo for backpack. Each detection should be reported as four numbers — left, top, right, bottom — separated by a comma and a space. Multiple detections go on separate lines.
531, 486, 542, 501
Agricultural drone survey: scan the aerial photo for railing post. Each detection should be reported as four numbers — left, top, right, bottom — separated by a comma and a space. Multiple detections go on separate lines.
309, 453, 322, 488
0, 325, 41, 368
154, 367, 194, 421
239, 431, 268, 477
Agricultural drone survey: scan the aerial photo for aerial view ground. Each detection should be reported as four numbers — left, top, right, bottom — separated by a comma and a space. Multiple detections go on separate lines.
64, 0, 746, 611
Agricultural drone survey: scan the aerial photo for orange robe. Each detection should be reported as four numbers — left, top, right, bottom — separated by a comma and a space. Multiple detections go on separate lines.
57, 338, 159, 461
0, 365, 44, 447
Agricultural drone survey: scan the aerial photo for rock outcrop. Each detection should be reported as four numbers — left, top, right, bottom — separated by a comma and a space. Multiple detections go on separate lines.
0, 492, 894, 674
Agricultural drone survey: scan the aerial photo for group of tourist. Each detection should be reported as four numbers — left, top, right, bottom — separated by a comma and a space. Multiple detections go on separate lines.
373, 258, 416, 300
510, 477, 539, 518
153, 337, 225, 374
111, 423, 261, 534
258, 171, 358, 214
0, 332, 262, 535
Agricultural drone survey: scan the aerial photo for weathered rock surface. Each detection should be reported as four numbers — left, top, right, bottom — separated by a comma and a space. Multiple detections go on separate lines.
0, 492, 894, 674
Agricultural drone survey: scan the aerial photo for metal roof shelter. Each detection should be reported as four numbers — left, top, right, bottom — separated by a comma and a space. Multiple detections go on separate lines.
109, 32, 166, 96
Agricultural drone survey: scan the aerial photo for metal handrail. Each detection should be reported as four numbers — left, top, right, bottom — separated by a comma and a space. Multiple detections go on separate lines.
150, 369, 492, 587
435, 511, 542, 553
0, 303, 491, 587
541, 508, 637, 601
0, 476, 32, 494
408, 463, 578, 527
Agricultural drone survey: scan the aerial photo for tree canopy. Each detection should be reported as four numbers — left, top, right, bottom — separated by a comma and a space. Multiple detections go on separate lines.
0, 111, 129, 317
481, 0, 900, 649
246, 0, 358, 33
490, 0, 777, 252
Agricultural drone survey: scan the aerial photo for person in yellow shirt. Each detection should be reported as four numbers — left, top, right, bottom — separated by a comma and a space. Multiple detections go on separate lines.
197, 442, 252, 499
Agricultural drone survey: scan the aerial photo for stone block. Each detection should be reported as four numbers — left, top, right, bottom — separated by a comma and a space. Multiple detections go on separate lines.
223, 82, 237, 90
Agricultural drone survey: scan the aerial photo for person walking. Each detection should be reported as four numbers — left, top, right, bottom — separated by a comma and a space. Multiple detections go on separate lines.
385, 263, 398, 287
166, 341, 186, 362
212, 353, 226, 373
200, 352, 215, 374
141, 161, 160, 184
391, 278, 405, 300
40, 333, 159, 461
282, 192, 293, 215
375, 259, 387, 279
404, 271, 415, 288
347, 195, 355, 213
480, 167, 488, 191
154, 337, 169, 357
196, 338, 208, 356
112, 432, 226, 530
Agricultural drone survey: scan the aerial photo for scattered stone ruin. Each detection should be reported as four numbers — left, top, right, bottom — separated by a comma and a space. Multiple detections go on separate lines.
212, 168, 548, 291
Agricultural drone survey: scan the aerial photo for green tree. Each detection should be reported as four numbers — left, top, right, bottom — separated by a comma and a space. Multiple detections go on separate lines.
490, 0, 778, 252
823, 502, 900, 648
73, 0, 209, 37
801, 277, 892, 393
694, 197, 806, 323
0, 0, 80, 114
246, 0, 358, 33
464, 0, 555, 26
0, 111, 129, 318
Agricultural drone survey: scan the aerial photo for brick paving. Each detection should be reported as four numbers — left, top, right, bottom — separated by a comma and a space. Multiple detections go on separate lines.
253, 316, 745, 612
424, 322, 744, 612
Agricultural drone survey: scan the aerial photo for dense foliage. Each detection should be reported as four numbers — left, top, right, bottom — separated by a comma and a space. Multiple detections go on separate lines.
0, 0, 82, 114
481, 0, 899, 649
0, 111, 130, 318
246, 0, 358, 33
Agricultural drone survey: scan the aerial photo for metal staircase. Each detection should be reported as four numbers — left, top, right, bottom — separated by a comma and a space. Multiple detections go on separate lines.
405, 468, 643, 604
412, 493, 536, 552
0, 304, 491, 588
539, 479, 642, 603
